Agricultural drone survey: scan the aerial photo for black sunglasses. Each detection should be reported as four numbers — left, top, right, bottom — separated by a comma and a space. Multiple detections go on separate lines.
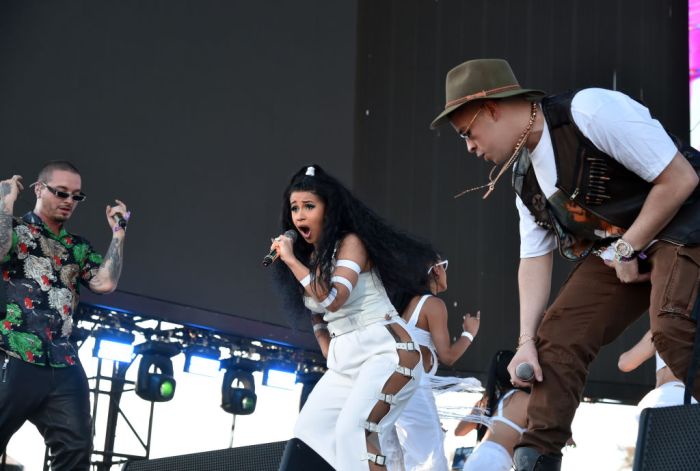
39, 182, 87, 202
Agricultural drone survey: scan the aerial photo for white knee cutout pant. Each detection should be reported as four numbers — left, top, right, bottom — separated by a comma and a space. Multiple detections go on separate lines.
294, 321, 423, 471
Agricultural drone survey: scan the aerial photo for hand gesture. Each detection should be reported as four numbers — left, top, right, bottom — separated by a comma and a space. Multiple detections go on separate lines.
462, 311, 480, 337
0, 175, 24, 207
106, 200, 129, 236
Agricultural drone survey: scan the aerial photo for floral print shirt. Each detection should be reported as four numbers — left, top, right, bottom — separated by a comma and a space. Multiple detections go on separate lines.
0, 212, 103, 367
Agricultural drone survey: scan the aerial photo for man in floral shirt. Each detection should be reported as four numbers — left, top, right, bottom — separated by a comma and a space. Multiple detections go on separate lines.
0, 161, 128, 470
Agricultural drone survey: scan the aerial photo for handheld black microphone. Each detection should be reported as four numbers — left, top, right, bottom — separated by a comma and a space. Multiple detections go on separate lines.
263, 230, 298, 267
515, 362, 535, 382
114, 212, 128, 229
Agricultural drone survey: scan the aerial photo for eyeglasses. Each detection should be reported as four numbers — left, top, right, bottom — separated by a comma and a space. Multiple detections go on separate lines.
37, 182, 87, 202
457, 107, 484, 141
427, 260, 449, 275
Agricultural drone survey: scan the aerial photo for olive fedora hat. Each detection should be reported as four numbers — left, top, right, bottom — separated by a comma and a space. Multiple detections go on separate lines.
430, 58, 545, 129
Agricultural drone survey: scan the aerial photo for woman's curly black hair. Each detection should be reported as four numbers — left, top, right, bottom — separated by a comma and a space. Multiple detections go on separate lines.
273, 164, 439, 321
476, 350, 530, 442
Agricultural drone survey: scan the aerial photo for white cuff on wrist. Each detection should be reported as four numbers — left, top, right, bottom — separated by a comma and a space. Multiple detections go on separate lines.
313, 323, 328, 333
461, 331, 474, 342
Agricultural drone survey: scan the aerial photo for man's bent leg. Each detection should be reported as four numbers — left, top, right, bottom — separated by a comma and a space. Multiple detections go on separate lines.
517, 255, 649, 462
649, 242, 700, 400
30, 364, 92, 471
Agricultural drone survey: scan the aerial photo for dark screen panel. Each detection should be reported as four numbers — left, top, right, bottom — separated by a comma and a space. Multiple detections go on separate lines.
354, 0, 687, 402
0, 1, 357, 341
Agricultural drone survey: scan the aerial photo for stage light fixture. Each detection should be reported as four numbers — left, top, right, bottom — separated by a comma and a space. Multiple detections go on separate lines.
92, 329, 135, 363
135, 341, 181, 402
183, 345, 221, 377
221, 357, 259, 415
262, 360, 297, 390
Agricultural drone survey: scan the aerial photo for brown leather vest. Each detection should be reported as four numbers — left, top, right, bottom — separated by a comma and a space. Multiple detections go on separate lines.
514, 90, 700, 260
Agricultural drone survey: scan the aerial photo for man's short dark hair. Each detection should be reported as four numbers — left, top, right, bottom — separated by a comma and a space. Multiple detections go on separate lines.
37, 161, 81, 183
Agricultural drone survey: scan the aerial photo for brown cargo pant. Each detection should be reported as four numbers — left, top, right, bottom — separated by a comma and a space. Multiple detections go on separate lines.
519, 241, 700, 456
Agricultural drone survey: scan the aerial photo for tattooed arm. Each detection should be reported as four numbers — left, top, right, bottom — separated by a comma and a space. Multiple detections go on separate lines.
88, 235, 125, 294
89, 199, 129, 294
0, 176, 23, 259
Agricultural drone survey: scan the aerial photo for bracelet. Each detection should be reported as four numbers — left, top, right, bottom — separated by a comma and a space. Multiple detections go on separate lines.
461, 331, 474, 342
299, 274, 311, 288
313, 323, 328, 333
517, 334, 536, 349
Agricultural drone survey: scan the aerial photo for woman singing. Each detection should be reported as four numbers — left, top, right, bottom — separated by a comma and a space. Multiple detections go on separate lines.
272, 164, 438, 470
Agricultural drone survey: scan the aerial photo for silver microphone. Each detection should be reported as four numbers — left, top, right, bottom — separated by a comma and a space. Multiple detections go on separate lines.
262, 230, 298, 267
515, 362, 535, 382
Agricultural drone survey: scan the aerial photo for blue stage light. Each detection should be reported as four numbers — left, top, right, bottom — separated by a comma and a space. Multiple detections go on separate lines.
183, 345, 221, 376
92, 329, 135, 363
262, 361, 297, 390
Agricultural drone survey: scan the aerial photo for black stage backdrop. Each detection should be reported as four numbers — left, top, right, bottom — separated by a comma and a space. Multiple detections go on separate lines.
0, 0, 688, 402
0, 0, 357, 349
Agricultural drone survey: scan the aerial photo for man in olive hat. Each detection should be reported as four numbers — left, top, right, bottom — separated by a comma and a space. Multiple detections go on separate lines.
431, 58, 700, 470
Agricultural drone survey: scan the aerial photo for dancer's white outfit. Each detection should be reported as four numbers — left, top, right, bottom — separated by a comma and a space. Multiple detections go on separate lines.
463, 390, 525, 471
636, 353, 697, 420
395, 295, 450, 471
293, 265, 423, 471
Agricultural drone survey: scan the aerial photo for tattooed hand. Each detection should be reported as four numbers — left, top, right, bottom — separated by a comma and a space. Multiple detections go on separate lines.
0, 175, 24, 210
105, 199, 129, 238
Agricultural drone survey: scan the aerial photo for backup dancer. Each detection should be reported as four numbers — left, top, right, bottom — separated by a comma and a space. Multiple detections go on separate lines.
273, 164, 438, 471
455, 350, 530, 471
618, 330, 698, 415
394, 258, 480, 470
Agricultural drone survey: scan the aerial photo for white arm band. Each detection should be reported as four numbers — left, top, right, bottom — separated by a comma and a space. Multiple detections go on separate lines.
336, 259, 361, 274
299, 274, 311, 288
331, 275, 354, 294
461, 331, 474, 342
313, 323, 329, 333
319, 287, 337, 308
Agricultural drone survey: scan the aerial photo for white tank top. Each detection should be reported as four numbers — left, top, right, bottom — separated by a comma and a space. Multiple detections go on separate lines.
303, 269, 398, 335
491, 389, 526, 435
404, 294, 438, 377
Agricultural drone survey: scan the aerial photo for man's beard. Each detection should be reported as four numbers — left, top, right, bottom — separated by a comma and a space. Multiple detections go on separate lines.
52, 211, 70, 223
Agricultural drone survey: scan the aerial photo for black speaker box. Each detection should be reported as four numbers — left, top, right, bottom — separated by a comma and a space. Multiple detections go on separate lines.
634, 404, 700, 470
122, 441, 287, 471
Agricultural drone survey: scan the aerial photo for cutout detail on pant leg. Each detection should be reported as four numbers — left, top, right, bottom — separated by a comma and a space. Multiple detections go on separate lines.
396, 342, 418, 351
362, 420, 380, 433
367, 452, 386, 466
394, 366, 413, 377
377, 393, 397, 405
362, 322, 421, 468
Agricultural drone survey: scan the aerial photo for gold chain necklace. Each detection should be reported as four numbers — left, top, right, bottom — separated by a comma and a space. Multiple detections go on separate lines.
454, 102, 538, 200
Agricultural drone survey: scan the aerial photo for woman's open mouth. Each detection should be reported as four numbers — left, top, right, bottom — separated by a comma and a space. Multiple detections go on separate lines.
297, 225, 311, 239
